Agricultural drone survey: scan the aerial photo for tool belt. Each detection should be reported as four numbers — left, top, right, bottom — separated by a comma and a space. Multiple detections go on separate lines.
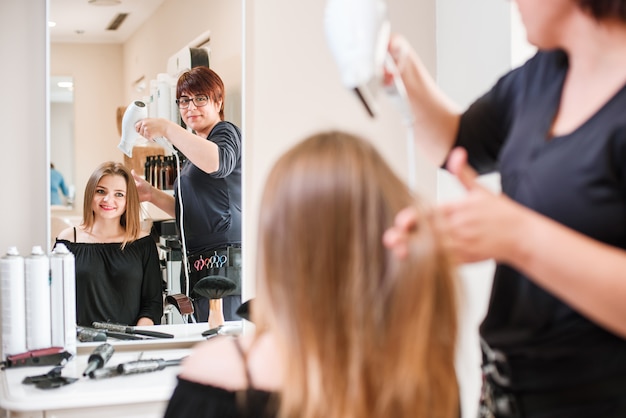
186, 246, 242, 296
478, 338, 626, 418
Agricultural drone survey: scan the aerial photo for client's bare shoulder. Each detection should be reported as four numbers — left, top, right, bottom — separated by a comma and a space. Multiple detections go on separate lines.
56, 227, 75, 241
179, 333, 282, 392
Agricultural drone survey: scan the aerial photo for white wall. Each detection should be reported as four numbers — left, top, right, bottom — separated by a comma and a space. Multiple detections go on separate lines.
122, 0, 242, 121
242, 0, 438, 300
0, 0, 48, 254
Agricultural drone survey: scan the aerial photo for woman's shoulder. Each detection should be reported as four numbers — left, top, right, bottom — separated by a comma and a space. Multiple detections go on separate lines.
212, 120, 241, 138
179, 333, 281, 392
131, 233, 158, 249
56, 226, 76, 241
179, 336, 249, 390
137, 230, 152, 240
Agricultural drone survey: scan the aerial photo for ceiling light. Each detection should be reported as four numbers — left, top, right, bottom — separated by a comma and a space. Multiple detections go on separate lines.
57, 81, 74, 89
88, 0, 122, 5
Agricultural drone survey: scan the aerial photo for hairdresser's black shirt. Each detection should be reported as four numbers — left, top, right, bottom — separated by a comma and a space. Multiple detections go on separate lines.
454, 49, 626, 390
174, 121, 242, 254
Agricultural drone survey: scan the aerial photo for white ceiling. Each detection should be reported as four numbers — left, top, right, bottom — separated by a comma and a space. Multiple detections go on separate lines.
49, 0, 166, 44
49, 0, 166, 101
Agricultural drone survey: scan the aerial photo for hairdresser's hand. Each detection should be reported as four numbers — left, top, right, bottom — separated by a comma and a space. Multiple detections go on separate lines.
384, 33, 414, 86
131, 169, 153, 203
438, 147, 526, 264
383, 206, 420, 260
135, 118, 173, 142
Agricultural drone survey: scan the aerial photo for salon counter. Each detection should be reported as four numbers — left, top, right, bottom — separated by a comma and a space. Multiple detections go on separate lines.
0, 322, 241, 418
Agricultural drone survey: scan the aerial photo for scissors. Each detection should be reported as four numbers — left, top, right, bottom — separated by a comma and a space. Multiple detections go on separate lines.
208, 251, 228, 269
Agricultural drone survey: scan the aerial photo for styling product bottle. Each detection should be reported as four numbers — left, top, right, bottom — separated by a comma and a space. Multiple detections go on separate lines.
50, 243, 77, 355
25, 246, 52, 350
145, 156, 152, 185
0, 247, 27, 359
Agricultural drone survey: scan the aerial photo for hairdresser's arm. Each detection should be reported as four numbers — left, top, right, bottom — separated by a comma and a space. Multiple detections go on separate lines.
440, 148, 626, 338
137, 118, 220, 174
132, 170, 176, 217
136, 317, 155, 326
387, 34, 461, 167
511, 206, 626, 339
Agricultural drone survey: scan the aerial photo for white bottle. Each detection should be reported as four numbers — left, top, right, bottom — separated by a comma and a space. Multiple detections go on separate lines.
25, 245, 52, 350
0, 246, 27, 358
50, 243, 76, 355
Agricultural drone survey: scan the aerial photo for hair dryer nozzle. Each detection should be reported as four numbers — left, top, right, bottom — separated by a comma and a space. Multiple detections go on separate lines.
118, 100, 148, 157
353, 85, 377, 118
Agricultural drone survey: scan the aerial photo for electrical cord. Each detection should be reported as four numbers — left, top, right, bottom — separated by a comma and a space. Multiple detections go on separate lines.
383, 54, 416, 191
154, 141, 194, 324
170, 149, 195, 324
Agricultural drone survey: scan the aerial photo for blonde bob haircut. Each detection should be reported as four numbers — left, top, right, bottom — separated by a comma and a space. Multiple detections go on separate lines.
252, 131, 459, 418
81, 161, 142, 249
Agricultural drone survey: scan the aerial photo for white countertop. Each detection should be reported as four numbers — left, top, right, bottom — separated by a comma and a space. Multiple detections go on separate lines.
76, 322, 238, 354
0, 348, 185, 412
0, 322, 241, 413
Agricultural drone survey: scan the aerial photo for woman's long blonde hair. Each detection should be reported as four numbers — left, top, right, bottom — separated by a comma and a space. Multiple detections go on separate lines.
253, 131, 459, 418
81, 161, 142, 249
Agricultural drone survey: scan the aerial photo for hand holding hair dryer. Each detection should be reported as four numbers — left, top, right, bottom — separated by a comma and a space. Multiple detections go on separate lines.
118, 100, 176, 158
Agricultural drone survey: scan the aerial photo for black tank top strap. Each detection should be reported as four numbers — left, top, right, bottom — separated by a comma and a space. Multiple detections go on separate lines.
73, 226, 77, 243
232, 337, 255, 390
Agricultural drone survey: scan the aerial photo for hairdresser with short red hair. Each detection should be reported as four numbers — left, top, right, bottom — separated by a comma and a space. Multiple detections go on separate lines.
133, 66, 242, 323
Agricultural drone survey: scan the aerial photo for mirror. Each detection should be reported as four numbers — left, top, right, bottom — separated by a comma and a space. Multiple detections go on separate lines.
50, 75, 75, 208
49, 0, 244, 329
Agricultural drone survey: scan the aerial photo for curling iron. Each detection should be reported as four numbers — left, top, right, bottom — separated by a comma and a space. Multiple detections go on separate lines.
82, 343, 115, 377
76, 326, 146, 342
92, 322, 174, 339
89, 357, 185, 379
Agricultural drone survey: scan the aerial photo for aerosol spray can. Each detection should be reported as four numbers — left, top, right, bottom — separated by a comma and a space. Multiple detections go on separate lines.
25, 245, 52, 350
50, 243, 76, 355
0, 246, 26, 359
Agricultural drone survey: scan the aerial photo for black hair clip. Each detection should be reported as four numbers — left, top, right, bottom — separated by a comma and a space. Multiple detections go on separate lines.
22, 365, 78, 389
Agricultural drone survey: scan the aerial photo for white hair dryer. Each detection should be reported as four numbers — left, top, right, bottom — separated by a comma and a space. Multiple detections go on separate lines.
324, 0, 390, 117
324, 0, 416, 188
118, 100, 175, 158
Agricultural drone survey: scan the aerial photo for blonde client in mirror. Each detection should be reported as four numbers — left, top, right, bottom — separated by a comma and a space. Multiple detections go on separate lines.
164, 131, 459, 418
55, 161, 163, 327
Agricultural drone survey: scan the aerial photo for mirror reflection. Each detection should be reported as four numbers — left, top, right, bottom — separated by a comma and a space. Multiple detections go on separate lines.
50, 75, 75, 209
49, 0, 244, 331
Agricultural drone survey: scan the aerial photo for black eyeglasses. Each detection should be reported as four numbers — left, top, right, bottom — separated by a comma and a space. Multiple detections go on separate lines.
175, 95, 209, 109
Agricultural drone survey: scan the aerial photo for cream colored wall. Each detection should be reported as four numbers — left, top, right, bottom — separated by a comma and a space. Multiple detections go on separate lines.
122, 0, 242, 127
242, 0, 437, 301
51, 43, 125, 219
